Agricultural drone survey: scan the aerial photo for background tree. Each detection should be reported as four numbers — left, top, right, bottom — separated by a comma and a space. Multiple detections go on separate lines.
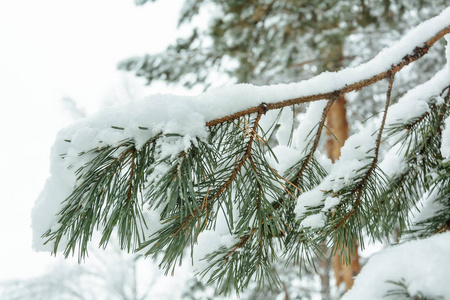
120, 1, 447, 93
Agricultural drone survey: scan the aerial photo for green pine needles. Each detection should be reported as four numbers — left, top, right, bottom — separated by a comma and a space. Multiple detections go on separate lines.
39, 23, 450, 295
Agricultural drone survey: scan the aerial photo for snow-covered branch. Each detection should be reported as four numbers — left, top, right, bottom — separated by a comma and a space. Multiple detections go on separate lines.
32, 6, 450, 296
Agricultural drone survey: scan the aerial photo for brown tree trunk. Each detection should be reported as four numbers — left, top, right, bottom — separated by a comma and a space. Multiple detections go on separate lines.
326, 95, 349, 161
332, 245, 361, 290
326, 95, 361, 291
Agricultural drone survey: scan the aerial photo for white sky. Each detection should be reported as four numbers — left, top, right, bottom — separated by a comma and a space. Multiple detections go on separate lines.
0, 0, 192, 281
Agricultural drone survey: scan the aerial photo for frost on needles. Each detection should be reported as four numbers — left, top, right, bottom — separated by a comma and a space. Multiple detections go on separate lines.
33, 8, 450, 297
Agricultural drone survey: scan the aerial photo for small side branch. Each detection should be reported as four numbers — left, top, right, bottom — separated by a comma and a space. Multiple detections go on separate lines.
175, 107, 266, 234
211, 111, 264, 200
295, 96, 336, 185
271, 96, 336, 211
336, 72, 395, 228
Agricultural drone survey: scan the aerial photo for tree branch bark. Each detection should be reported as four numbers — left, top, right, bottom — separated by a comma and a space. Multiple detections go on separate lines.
206, 26, 450, 127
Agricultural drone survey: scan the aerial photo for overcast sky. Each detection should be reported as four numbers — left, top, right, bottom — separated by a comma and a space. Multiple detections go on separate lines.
0, 0, 191, 281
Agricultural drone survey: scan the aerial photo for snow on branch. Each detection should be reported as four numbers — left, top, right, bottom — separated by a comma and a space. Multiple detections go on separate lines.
32, 6, 450, 296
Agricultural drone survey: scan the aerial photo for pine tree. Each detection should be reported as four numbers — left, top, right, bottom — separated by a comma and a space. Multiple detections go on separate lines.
32, 6, 450, 299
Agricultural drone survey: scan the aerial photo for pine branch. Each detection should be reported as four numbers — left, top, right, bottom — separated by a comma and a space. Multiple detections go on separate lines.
173, 109, 265, 236
294, 96, 336, 186
205, 26, 450, 127
335, 72, 395, 229
37, 15, 450, 295
403, 91, 450, 238
214, 97, 337, 263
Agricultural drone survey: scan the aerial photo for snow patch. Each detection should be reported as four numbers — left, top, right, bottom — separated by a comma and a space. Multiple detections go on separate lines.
342, 232, 450, 300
